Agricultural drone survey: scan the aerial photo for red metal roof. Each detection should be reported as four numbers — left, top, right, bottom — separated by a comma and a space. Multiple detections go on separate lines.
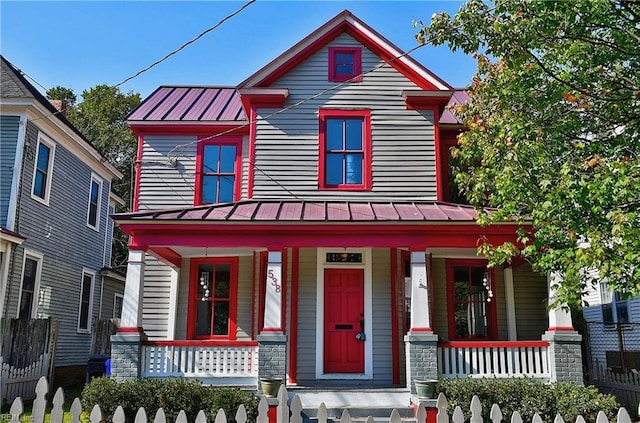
127, 87, 246, 122
441, 89, 469, 125
114, 200, 481, 224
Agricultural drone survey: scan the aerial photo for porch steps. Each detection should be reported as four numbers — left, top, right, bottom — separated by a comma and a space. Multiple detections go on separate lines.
288, 389, 417, 423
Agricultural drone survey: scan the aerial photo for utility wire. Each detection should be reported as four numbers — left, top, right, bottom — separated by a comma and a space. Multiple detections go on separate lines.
23, 0, 256, 125
114, 0, 256, 89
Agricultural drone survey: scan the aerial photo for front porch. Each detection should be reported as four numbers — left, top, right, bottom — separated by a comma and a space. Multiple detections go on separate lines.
111, 200, 583, 389
136, 339, 554, 386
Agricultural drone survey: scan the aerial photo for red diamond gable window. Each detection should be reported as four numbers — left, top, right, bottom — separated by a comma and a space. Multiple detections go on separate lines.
328, 47, 362, 82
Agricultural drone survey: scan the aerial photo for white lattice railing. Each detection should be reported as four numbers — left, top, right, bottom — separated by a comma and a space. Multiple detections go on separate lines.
142, 341, 258, 384
438, 341, 550, 379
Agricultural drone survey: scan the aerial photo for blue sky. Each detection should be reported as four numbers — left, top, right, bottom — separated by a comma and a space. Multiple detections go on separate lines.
1, 1, 474, 100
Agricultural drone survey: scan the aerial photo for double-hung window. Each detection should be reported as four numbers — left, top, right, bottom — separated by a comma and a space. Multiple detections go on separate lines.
319, 109, 371, 190
195, 138, 241, 205
18, 252, 43, 319
446, 260, 497, 340
600, 281, 629, 327
328, 47, 362, 82
87, 174, 103, 230
31, 133, 55, 204
188, 257, 238, 339
78, 270, 95, 333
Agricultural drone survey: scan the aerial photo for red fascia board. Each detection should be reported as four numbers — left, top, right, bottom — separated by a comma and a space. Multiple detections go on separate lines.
129, 123, 249, 137
404, 95, 453, 114
238, 90, 288, 117
148, 246, 182, 267
244, 18, 446, 91
120, 223, 528, 249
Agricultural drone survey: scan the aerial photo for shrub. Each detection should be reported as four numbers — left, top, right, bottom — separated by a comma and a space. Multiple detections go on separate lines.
437, 378, 619, 423
82, 377, 259, 422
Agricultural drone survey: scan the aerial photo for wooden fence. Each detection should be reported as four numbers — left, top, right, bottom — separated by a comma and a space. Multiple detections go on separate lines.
590, 363, 640, 418
4, 376, 633, 423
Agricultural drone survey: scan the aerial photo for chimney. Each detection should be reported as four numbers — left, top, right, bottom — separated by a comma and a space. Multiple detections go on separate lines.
48, 99, 67, 117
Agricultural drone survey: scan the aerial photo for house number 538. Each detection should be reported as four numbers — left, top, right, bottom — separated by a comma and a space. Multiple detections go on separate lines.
267, 269, 281, 293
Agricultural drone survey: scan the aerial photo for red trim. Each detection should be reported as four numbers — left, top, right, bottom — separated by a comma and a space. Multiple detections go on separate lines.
438, 133, 460, 202
429, 252, 435, 331
117, 327, 145, 333
404, 96, 451, 113
129, 124, 249, 137
194, 136, 242, 205
238, 89, 288, 116
258, 251, 268, 332
410, 327, 433, 332
328, 47, 362, 82
133, 135, 143, 212
187, 257, 239, 340
242, 17, 447, 91
248, 107, 257, 199
119, 223, 529, 250
446, 259, 498, 341
318, 109, 372, 191
390, 248, 399, 385
281, 248, 288, 332
439, 341, 550, 348
547, 326, 576, 332
143, 340, 259, 347
401, 250, 410, 334
288, 247, 299, 384
148, 247, 181, 268
251, 251, 257, 339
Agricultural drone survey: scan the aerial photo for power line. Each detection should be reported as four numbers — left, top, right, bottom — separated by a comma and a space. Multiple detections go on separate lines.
23, 0, 256, 125
114, 0, 256, 89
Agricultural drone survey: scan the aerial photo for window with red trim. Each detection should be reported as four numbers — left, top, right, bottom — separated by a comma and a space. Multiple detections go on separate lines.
439, 134, 469, 204
318, 109, 371, 190
188, 258, 238, 339
195, 137, 241, 205
446, 260, 497, 340
328, 47, 362, 82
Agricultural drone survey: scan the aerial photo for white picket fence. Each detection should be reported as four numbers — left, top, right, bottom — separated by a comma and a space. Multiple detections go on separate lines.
0, 353, 49, 403
3, 376, 633, 423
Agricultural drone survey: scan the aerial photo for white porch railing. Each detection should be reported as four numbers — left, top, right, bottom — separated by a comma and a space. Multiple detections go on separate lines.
438, 341, 550, 379
142, 341, 258, 385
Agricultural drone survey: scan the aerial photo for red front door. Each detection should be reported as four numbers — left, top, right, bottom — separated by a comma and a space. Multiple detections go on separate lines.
324, 268, 365, 373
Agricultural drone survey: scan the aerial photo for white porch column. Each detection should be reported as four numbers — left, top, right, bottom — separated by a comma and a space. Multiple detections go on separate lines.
541, 273, 583, 384
263, 250, 283, 332
503, 267, 518, 340
166, 267, 179, 340
410, 251, 431, 332
120, 249, 146, 329
547, 273, 574, 331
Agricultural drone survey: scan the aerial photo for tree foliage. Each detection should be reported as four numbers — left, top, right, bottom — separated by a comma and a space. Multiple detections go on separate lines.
416, 0, 640, 305
47, 85, 141, 270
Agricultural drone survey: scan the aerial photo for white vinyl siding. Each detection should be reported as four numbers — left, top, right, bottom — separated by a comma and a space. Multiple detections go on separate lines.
252, 33, 437, 200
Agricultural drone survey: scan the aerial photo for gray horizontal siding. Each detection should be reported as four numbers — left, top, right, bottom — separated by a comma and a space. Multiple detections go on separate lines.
371, 248, 392, 384
253, 33, 437, 200
3, 120, 113, 367
296, 248, 317, 381
142, 255, 174, 339
0, 115, 20, 227
138, 135, 250, 210
138, 135, 197, 210
100, 276, 124, 319
512, 264, 548, 340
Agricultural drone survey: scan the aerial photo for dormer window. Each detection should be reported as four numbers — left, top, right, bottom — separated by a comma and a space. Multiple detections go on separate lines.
328, 47, 362, 82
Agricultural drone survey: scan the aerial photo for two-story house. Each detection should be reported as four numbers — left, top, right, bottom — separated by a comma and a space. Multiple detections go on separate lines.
111, 11, 583, 392
0, 56, 124, 387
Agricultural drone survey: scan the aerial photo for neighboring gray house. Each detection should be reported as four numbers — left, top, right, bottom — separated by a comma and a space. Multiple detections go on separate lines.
0, 55, 124, 385
583, 279, 640, 373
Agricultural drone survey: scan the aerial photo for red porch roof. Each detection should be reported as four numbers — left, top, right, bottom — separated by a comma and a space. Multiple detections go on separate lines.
114, 199, 480, 223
